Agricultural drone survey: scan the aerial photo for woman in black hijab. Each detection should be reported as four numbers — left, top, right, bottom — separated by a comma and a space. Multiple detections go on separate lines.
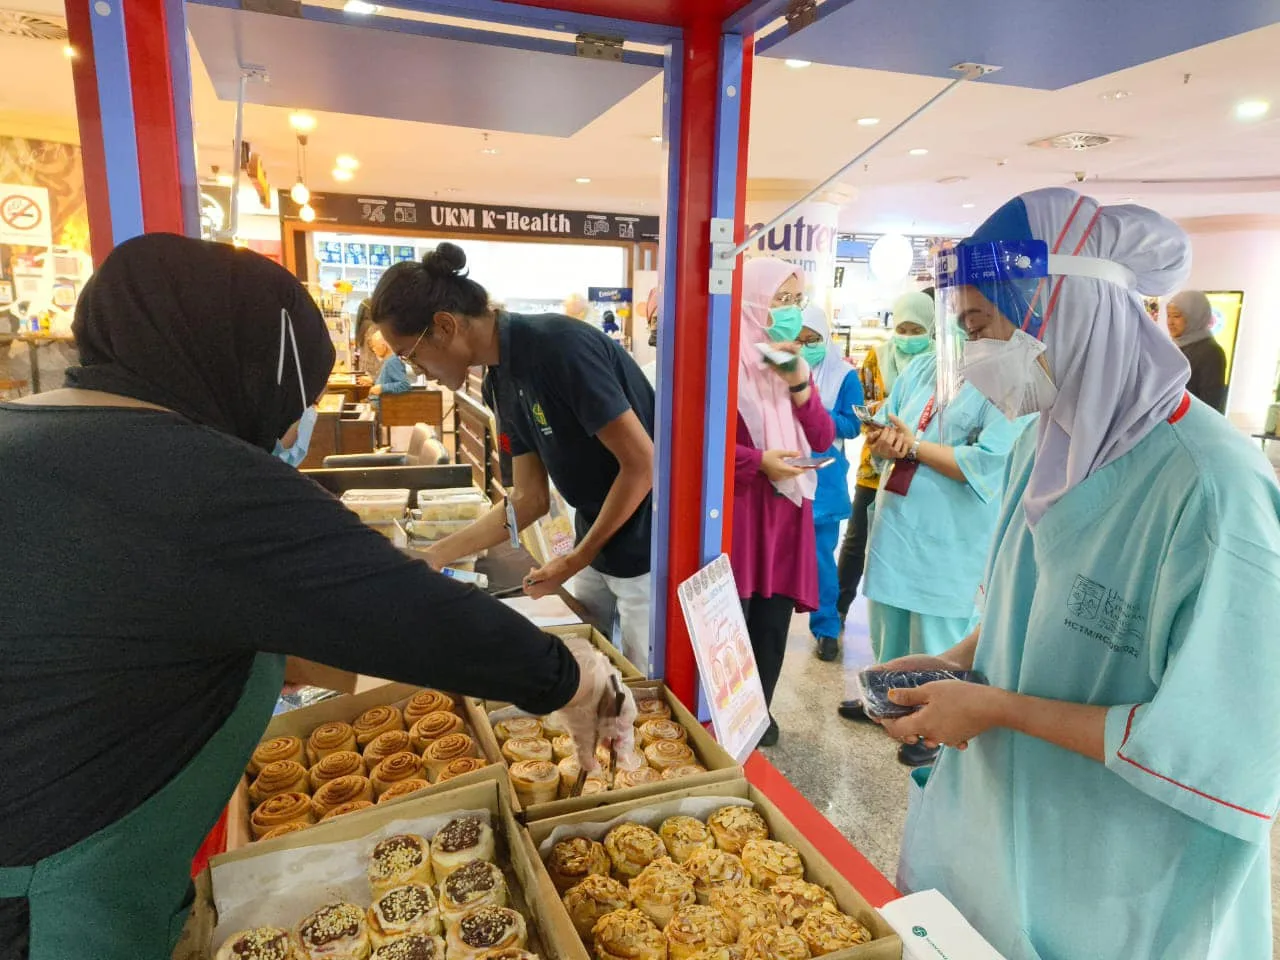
0, 235, 619, 960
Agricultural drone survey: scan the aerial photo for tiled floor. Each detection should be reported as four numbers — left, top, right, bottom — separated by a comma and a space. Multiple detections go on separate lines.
758, 598, 1280, 953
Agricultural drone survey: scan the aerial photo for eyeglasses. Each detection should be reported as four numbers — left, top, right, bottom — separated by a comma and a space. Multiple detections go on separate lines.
773, 292, 808, 308
397, 327, 429, 366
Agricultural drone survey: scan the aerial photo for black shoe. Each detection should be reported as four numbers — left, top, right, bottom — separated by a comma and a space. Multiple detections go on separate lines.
897, 741, 940, 768
837, 700, 871, 722
815, 636, 841, 662
758, 717, 780, 747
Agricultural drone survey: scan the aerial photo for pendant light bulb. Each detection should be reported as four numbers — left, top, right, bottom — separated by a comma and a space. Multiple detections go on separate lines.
291, 179, 310, 205
299, 203, 316, 223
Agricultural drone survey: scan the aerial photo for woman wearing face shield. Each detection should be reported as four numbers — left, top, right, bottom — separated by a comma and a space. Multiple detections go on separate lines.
877, 189, 1280, 959
0, 235, 632, 960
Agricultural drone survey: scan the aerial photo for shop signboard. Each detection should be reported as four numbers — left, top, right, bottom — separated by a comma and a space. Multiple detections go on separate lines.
677, 554, 771, 763
281, 190, 660, 243
588, 287, 632, 302
0, 183, 52, 247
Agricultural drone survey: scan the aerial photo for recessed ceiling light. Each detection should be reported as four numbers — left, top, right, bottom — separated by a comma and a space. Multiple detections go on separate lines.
1235, 99, 1270, 120
335, 154, 359, 171
62, 45, 76, 58
575, 177, 592, 184
857, 117, 880, 127
784, 59, 812, 69
332, 168, 354, 182
961, 202, 975, 209
480, 147, 499, 156
343, 0, 379, 13
650, 135, 664, 143
1100, 90, 1130, 101
908, 148, 929, 156
216, 173, 234, 187
289, 112, 316, 132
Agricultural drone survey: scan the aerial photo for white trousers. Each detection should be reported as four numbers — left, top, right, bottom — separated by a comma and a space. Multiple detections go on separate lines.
569, 567, 652, 677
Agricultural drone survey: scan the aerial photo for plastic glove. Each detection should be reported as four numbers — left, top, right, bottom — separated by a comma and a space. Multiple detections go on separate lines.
558, 635, 638, 775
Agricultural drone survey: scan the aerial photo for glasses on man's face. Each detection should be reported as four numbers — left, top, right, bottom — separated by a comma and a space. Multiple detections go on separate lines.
773, 292, 808, 308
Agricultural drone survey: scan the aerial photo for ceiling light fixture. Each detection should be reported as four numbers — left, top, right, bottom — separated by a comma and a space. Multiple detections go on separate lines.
650, 135, 664, 143
856, 117, 880, 126
961, 202, 975, 208
575, 177, 592, 184
1100, 90, 1130, 101
335, 154, 359, 171
1235, 99, 1270, 120
908, 148, 929, 156
62, 45, 76, 58
784, 59, 812, 69
343, 0, 380, 13
290, 134, 310, 205
480, 147, 499, 156
215, 172, 234, 187
332, 168, 353, 182
288, 112, 316, 133
299, 203, 316, 223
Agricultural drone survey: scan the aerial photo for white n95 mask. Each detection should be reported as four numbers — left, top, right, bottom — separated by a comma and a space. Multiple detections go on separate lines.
961, 328, 1057, 420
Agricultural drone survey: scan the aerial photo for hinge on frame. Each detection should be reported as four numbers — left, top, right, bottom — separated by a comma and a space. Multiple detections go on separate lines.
709, 218, 736, 295
575, 33, 625, 62
784, 0, 818, 32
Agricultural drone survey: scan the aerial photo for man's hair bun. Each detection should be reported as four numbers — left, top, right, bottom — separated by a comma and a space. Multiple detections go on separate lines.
422, 242, 467, 277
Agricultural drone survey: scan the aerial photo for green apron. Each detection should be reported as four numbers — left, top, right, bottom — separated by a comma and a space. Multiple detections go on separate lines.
0, 654, 284, 960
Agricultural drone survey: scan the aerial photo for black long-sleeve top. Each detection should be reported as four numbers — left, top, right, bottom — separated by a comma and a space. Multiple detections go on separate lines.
1181, 338, 1228, 414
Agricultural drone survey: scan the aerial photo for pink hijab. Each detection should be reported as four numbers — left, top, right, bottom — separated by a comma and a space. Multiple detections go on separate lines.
738, 257, 817, 505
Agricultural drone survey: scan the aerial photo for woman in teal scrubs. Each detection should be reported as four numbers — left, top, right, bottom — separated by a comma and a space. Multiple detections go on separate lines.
879, 188, 1280, 959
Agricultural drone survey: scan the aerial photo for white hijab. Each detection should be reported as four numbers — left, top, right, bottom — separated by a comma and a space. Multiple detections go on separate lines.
801, 304, 849, 409
1010, 189, 1193, 523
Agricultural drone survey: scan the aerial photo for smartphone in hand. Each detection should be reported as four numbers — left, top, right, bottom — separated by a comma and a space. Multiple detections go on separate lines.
853, 404, 886, 428
784, 455, 836, 469
755, 341, 798, 370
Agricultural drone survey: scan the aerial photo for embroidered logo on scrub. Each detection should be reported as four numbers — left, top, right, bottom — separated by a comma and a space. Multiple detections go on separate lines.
530, 400, 552, 436
1064, 575, 1146, 658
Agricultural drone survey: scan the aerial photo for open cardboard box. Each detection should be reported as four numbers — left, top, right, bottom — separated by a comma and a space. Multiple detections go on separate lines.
546, 623, 644, 682
175, 768, 589, 960
485, 678, 741, 821
523, 777, 902, 960
227, 681, 502, 851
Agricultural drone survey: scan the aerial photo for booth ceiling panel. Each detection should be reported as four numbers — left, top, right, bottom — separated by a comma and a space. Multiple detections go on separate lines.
763, 0, 1280, 89
185, 3, 659, 135
509, 0, 757, 28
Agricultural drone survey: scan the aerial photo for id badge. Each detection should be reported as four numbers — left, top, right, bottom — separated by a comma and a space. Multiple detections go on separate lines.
504, 497, 520, 548
883, 458, 919, 496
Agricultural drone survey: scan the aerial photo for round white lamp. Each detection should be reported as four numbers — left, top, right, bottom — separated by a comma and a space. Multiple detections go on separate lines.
869, 233, 913, 282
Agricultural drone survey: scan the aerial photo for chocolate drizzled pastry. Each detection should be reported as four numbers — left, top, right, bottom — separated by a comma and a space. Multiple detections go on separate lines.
436, 815, 484, 853
298, 902, 364, 947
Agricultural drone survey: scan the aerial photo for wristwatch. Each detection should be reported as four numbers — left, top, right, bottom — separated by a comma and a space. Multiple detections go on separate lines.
907, 438, 922, 461
788, 380, 809, 394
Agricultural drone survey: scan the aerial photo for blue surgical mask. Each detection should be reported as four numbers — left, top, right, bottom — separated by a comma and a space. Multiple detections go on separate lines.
800, 342, 826, 368
895, 333, 932, 355
272, 308, 317, 467
767, 305, 804, 342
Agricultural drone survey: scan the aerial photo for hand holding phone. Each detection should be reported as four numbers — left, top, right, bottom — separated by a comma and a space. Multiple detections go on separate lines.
783, 455, 835, 470
755, 341, 798, 370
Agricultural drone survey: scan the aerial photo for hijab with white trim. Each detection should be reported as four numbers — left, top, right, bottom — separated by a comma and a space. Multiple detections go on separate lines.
800, 304, 850, 409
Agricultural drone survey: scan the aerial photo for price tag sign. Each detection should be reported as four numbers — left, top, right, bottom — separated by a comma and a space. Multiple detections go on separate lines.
677, 555, 770, 762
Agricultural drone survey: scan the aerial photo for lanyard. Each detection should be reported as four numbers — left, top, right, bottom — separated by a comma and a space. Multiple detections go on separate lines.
914, 396, 937, 437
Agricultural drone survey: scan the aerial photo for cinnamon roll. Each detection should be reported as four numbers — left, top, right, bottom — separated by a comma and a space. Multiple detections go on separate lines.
251, 792, 315, 840
378, 779, 431, 803
664, 905, 733, 960
540, 711, 570, 738
310, 751, 366, 792
709, 888, 782, 943
633, 697, 672, 726
706, 808, 768, 856
249, 760, 310, 805
446, 906, 527, 960
683, 848, 746, 905
547, 836, 611, 894
637, 720, 688, 749
409, 712, 466, 751
581, 777, 611, 797
658, 817, 714, 865
431, 815, 496, 879
508, 760, 560, 807
741, 926, 810, 960
614, 767, 662, 791
661, 765, 708, 782
502, 737, 553, 765
320, 800, 374, 822
215, 927, 301, 960
436, 757, 489, 783
312, 776, 375, 819
370, 934, 445, 960
604, 823, 666, 881
592, 909, 666, 960
629, 857, 696, 929
769, 878, 834, 929
551, 735, 578, 761
795, 906, 870, 955
260, 821, 311, 842
642, 741, 696, 773
307, 721, 357, 765
369, 834, 434, 892
364, 730, 415, 768
368, 883, 442, 943
562, 875, 632, 941
403, 689, 456, 725
440, 858, 508, 929
741, 841, 803, 892
249, 736, 305, 777
371, 752, 427, 797
296, 902, 370, 960
422, 733, 479, 779
353, 705, 405, 747
492, 716, 543, 743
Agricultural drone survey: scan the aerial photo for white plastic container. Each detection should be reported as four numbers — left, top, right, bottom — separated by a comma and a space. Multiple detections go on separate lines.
415, 494, 488, 522
339, 489, 410, 523
404, 517, 471, 541
417, 486, 485, 505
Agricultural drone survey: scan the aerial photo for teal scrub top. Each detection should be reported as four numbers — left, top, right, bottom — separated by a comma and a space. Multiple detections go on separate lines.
899, 398, 1280, 960
862, 354, 1032, 618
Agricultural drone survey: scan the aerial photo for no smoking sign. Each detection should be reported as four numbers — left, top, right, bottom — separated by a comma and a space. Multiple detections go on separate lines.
0, 184, 52, 246
2, 194, 42, 232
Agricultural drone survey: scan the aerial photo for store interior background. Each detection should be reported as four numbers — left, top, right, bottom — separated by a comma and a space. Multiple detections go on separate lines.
3, 0, 1280, 943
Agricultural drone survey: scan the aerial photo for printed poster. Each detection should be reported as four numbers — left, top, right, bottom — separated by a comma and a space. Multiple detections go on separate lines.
677, 554, 770, 762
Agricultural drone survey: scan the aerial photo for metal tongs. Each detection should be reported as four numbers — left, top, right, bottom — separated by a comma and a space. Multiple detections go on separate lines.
571, 675, 626, 798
